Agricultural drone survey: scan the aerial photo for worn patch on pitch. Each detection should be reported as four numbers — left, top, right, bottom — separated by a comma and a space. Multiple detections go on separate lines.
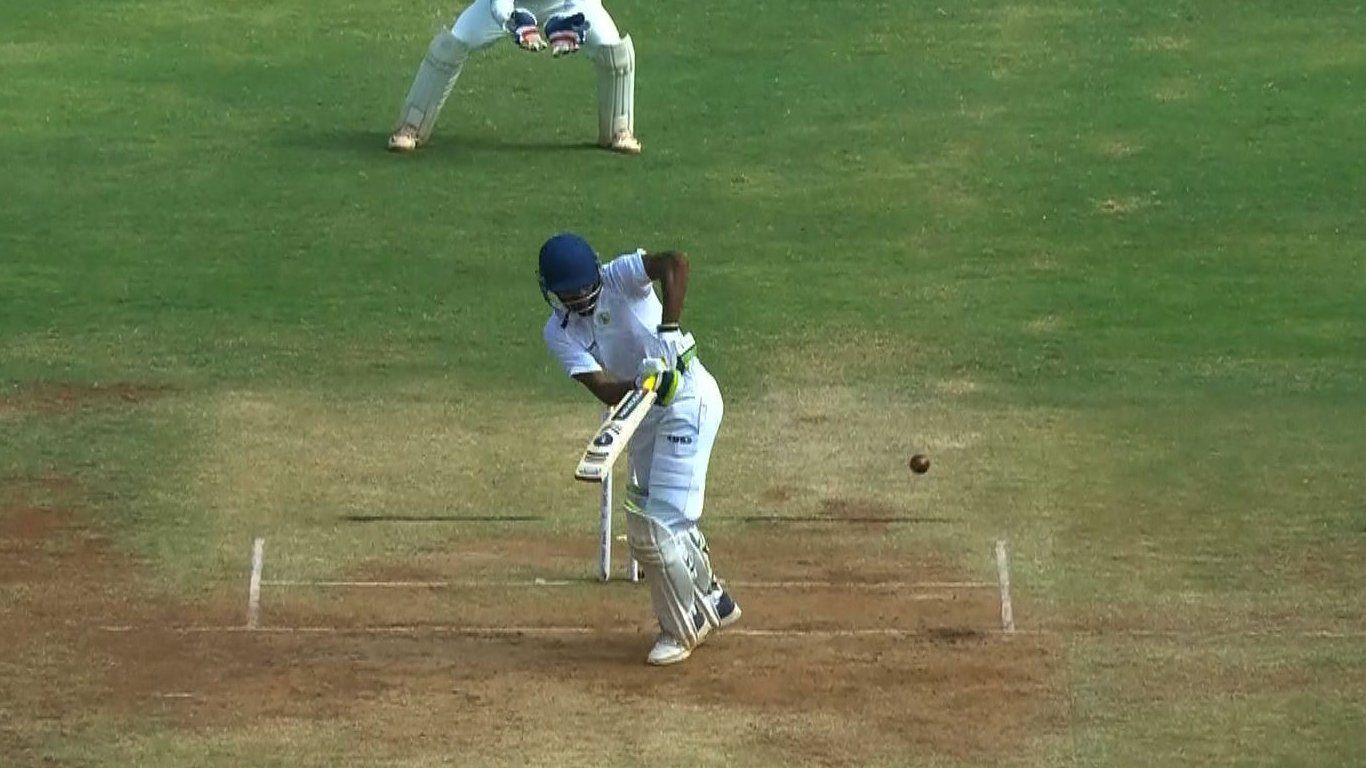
0, 380, 172, 415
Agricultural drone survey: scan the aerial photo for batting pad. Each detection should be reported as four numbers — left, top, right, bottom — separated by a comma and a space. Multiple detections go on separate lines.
397, 31, 470, 141
684, 527, 719, 620
628, 487, 719, 626
592, 34, 635, 144
627, 508, 709, 646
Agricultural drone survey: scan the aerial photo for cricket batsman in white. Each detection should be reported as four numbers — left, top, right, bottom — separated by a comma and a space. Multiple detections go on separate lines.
388, 0, 640, 154
539, 233, 741, 665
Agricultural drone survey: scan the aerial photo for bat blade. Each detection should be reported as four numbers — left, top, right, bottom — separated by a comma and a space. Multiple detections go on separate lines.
574, 388, 657, 482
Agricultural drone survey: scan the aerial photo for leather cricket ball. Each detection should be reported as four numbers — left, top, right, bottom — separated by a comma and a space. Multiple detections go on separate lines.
908, 454, 930, 474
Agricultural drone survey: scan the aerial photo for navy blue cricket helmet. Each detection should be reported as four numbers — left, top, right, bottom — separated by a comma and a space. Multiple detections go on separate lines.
538, 233, 603, 317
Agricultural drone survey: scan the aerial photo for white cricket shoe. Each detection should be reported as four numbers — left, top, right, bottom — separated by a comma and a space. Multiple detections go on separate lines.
388, 125, 419, 152
647, 633, 692, 666
606, 130, 642, 155
646, 614, 712, 666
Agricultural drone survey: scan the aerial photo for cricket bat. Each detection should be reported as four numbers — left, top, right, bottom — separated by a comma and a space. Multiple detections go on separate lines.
574, 387, 657, 482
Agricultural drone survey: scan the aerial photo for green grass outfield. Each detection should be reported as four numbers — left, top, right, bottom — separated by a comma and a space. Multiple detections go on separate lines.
2, 0, 1364, 765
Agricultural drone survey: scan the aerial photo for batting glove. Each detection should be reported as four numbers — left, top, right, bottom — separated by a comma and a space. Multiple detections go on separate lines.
655, 324, 698, 370
506, 9, 546, 51
635, 358, 680, 407
545, 13, 589, 56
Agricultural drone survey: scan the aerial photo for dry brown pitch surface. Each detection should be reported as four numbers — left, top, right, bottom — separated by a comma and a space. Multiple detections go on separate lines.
2, 474, 1064, 766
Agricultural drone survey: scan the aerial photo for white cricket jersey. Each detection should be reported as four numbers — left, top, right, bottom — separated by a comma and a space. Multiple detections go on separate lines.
543, 250, 662, 381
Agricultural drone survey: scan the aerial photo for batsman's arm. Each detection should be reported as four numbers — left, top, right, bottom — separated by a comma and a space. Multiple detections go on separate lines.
573, 366, 678, 408
573, 371, 635, 406
642, 251, 689, 326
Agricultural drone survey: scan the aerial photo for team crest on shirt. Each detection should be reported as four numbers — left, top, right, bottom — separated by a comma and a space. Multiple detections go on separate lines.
597, 311, 611, 325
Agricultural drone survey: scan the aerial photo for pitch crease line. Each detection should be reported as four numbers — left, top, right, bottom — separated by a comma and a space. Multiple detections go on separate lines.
259, 579, 995, 590
95, 625, 1366, 640
99, 624, 998, 639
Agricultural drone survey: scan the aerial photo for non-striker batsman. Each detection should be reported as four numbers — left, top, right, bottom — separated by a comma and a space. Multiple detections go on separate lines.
539, 233, 741, 666
389, 0, 640, 154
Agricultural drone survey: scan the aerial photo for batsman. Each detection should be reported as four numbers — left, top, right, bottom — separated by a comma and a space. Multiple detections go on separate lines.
539, 233, 741, 666
389, 0, 640, 154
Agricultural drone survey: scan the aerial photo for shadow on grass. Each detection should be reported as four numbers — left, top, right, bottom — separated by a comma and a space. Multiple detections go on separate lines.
342, 514, 543, 523
282, 128, 602, 158
735, 515, 957, 524
340, 511, 956, 522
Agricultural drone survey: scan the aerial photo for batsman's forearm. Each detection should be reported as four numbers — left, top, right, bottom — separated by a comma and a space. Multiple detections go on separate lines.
656, 251, 689, 325
574, 372, 635, 406
595, 380, 635, 406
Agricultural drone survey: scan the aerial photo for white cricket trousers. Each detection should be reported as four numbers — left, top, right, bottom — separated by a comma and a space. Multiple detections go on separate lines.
627, 362, 724, 535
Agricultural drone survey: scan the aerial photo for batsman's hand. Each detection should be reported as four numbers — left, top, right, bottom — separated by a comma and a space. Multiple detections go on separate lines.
655, 324, 697, 370
506, 9, 546, 51
635, 358, 680, 407
545, 13, 589, 56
